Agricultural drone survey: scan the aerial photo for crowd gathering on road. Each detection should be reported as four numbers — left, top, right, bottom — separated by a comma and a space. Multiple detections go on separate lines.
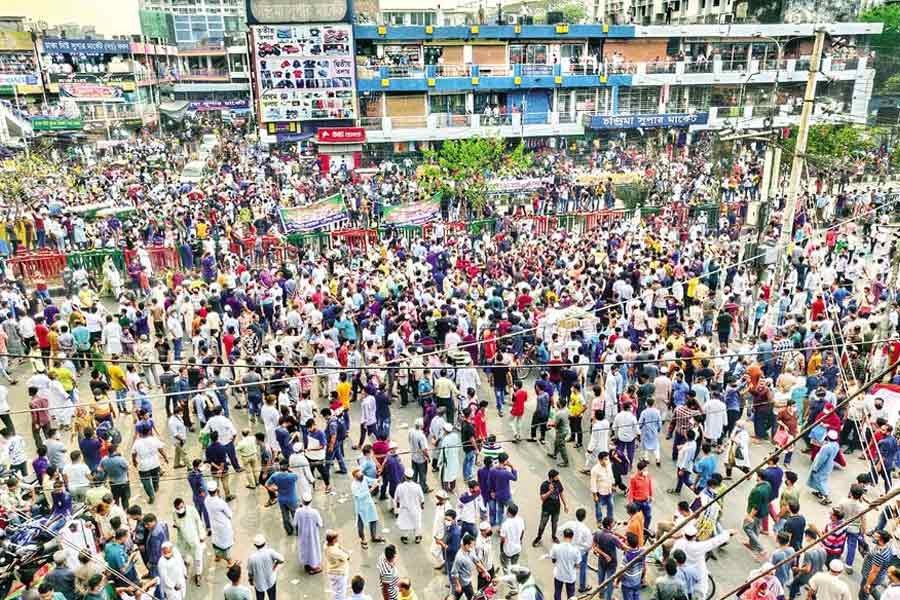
0, 121, 898, 600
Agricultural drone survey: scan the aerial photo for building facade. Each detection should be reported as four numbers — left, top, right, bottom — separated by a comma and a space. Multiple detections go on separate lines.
349, 21, 880, 156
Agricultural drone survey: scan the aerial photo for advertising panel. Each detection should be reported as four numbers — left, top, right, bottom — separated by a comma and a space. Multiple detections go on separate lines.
59, 82, 125, 102
253, 23, 355, 123
316, 126, 365, 143
0, 31, 33, 51
382, 195, 442, 226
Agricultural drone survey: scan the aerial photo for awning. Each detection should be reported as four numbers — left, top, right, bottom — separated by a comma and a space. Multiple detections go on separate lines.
158, 100, 190, 120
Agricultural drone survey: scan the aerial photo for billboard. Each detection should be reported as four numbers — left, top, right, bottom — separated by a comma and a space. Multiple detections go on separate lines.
31, 117, 84, 132
252, 24, 355, 123
139, 9, 177, 44
588, 112, 709, 130
42, 38, 131, 55
247, 0, 350, 24
59, 82, 124, 102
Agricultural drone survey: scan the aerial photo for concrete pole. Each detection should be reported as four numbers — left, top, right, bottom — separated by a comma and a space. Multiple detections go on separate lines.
769, 29, 825, 302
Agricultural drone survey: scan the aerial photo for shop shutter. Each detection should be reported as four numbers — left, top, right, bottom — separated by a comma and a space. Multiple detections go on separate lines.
472, 45, 506, 65
385, 94, 426, 116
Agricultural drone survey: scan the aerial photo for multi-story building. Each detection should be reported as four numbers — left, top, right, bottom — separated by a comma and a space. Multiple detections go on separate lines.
593, 0, 866, 26
351, 21, 880, 157
138, 0, 251, 109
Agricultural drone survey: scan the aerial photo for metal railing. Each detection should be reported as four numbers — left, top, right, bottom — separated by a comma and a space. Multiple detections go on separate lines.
383, 64, 426, 78
182, 68, 230, 80
433, 113, 470, 128
476, 64, 512, 76
433, 64, 469, 77
646, 61, 677, 74
562, 63, 604, 76
829, 57, 860, 71
479, 113, 513, 126
684, 61, 713, 73
720, 59, 747, 72
358, 117, 383, 131
760, 58, 788, 71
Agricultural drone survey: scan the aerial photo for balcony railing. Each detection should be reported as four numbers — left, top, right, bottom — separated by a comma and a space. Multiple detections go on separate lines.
760, 58, 788, 71
476, 64, 512, 76
359, 117, 383, 131
383, 64, 426, 78
433, 64, 469, 77
519, 63, 553, 76
829, 57, 860, 71
391, 115, 428, 128
432, 113, 470, 128
646, 62, 677, 74
720, 59, 747, 72
683, 61, 713, 73
182, 68, 230, 80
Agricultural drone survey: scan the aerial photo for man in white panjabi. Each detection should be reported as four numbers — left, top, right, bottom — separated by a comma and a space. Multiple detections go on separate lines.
157, 542, 188, 600
173, 497, 206, 586
394, 468, 425, 544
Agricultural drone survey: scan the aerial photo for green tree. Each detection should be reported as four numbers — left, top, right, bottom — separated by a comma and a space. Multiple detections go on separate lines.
782, 124, 876, 170
861, 4, 900, 92
882, 73, 900, 95
552, 1, 588, 23
423, 138, 533, 215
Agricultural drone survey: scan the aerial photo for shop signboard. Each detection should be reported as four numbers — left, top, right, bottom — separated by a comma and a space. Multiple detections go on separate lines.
43, 38, 131, 55
247, 0, 350, 24
316, 126, 365, 143
252, 23, 355, 123
59, 82, 124, 102
0, 73, 38, 86
280, 194, 348, 232
31, 117, 84, 131
588, 112, 709, 130
189, 99, 250, 112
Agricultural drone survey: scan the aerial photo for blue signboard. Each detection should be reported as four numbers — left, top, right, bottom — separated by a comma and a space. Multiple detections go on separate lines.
589, 112, 709, 130
43, 38, 131, 55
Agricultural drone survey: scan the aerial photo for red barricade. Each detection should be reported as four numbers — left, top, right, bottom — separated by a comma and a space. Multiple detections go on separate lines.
331, 229, 377, 250
123, 246, 181, 272
6, 250, 67, 283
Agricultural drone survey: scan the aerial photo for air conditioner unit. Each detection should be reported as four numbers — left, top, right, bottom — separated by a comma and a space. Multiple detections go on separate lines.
719, 13, 733, 23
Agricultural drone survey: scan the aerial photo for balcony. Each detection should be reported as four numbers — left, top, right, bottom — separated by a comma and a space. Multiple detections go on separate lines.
359, 111, 586, 143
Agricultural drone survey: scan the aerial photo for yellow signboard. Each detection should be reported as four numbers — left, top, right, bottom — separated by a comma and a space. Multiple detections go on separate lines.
16, 84, 43, 95
575, 172, 642, 186
0, 31, 32, 51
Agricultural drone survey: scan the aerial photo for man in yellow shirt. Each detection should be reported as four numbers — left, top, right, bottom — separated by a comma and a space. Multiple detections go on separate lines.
336, 373, 352, 412
107, 362, 128, 412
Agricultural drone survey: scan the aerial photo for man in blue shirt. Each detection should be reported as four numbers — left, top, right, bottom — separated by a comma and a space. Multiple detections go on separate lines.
205, 431, 235, 501
489, 453, 517, 527
265, 460, 299, 535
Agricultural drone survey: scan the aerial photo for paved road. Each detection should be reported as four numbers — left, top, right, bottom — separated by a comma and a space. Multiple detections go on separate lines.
2, 355, 871, 600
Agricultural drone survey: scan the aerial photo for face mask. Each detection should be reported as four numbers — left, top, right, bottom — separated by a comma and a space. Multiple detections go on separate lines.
176, 509, 186, 517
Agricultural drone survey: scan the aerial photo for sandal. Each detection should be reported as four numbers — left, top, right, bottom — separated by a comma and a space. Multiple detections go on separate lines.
415, 536, 422, 544
360, 539, 369, 549
372, 537, 386, 543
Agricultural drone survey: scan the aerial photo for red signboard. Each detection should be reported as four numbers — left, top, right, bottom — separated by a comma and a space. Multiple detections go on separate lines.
316, 127, 366, 144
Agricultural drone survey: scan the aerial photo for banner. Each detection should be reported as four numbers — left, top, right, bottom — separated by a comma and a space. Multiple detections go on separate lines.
588, 112, 709, 130
59, 82, 124, 102
575, 172, 642, 186
43, 38, 131, 55
31, 117, 83, 131
280, 194, 348, 232
488, 176, 551, 194
382, 194, 441, 226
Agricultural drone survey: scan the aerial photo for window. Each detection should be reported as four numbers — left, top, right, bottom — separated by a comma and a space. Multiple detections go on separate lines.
429, 93, 466, 114
617, 87, 660, 114
560, 44, 584, 60
409, 12, 435, 25
575, 89, 596, 111
384, 12, 405, 25
509, 44, 547, 64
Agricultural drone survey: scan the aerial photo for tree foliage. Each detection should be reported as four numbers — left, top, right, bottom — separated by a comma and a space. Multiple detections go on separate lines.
553, 1, 588, 24
422, 137, 533, 214
783, 124, 876, 168
861, 4, 900, 92
882, 73, 900, 95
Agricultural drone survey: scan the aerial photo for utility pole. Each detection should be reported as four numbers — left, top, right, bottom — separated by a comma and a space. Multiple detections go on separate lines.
768, 29, 825, 303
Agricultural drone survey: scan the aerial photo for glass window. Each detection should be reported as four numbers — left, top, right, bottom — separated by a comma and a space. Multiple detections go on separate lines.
617, 87, 659, 114
429, 93, 466, 113
384, 12, 405, 24
509, 45, 525, 64
409, 12, 435, 25
560, 44, 584, 60
526, 44, 547, 64
575, 89, 596, 111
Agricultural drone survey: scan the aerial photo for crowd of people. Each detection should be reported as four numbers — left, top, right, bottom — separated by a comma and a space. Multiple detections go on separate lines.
0, 120, 897, 600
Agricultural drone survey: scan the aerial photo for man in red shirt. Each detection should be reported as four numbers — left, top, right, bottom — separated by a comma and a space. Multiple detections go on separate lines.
627, 459, 654, 528
34, 315, 51, 366
510, 381, 528, 441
